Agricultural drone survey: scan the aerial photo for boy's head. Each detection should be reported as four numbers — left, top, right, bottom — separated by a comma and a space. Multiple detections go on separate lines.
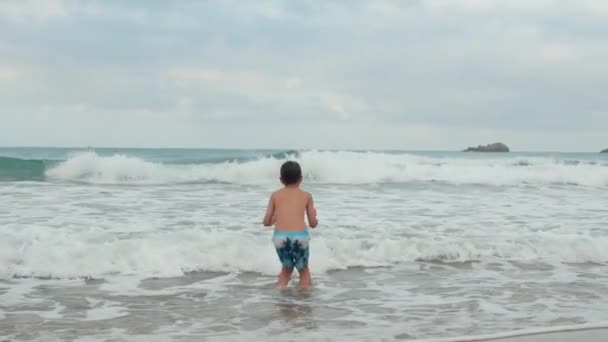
280, 161, 302, 186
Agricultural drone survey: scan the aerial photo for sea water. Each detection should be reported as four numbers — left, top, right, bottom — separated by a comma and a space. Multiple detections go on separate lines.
1, 148, 607, 341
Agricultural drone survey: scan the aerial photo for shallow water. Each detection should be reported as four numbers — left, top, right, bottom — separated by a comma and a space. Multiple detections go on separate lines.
1, 148, 608, 341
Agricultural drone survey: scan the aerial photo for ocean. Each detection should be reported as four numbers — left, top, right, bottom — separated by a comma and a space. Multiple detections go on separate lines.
1, 147, 607, 341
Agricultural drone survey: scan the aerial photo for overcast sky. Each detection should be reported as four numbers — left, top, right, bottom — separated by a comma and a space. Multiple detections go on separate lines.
1, 0, 607, 151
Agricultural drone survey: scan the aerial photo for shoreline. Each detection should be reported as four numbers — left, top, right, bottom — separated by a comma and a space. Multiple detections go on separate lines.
415, 322, 608, 342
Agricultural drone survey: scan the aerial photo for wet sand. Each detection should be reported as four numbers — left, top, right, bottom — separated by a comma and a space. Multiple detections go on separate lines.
416, 322, 608, 342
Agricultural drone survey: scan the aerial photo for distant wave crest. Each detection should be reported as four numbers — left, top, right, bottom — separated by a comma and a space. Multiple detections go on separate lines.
41, 151, 608, 187
0, 150, 607, 187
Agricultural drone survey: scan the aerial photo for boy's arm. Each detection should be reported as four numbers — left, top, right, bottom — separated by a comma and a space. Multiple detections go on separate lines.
263, 193, 276, 227
306, 193, 318, 228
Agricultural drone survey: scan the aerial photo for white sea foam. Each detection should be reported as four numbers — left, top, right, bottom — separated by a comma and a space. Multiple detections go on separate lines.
1, 226, 607, 279
82, 298, 129, 321
4, 148, 608, 340
44, 151, 608, 187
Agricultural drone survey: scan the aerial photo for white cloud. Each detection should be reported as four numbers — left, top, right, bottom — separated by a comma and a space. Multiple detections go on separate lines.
425, 0, 531, 12
284, 77, 302, 90
0, 0, 67, 22
167, 66, 369, 121
167, 67, 296, 92
320, 93, 370, 122
425, 0, 559, 13
0, 64, 28, 82
425, 0, 608, 16
1, 1, 607, 150
538, 43, 580, 63
257, 1, 285, 20
579, 0, 608, 15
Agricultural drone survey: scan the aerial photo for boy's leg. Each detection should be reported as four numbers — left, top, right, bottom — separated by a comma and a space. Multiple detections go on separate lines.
293, 240, 311, 289
298, 267, 312, 289
277, 267, 294, 289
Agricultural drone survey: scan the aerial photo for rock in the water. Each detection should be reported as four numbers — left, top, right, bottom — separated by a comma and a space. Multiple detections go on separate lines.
464, 142, 510, 152
601, 148, 608, 153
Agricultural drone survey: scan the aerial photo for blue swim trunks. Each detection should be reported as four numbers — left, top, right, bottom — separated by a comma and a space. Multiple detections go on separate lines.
272, 230, 310, 271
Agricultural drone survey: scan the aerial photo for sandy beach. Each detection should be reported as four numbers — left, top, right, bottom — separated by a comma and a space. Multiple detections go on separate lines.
416, 322, 608, 342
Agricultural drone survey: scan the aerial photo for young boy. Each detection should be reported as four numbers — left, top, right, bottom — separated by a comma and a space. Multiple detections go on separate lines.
263, 161, 318, 289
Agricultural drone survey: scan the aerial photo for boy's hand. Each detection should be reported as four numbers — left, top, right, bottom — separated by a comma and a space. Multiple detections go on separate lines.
263, 193, 276, 227
307, 195, 318, 229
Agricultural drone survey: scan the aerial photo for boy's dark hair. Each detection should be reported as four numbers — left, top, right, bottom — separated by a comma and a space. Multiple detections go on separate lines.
280, 161, 302, 185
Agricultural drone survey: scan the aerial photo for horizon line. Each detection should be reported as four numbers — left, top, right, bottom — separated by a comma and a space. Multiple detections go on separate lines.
0, 145, 605, 154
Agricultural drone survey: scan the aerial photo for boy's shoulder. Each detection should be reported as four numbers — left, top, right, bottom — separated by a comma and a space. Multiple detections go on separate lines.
272, 188, 312, 198
271, 188, 285, 196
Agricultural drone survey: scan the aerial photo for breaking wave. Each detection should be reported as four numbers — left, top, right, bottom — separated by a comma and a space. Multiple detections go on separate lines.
39, 151, 608, 187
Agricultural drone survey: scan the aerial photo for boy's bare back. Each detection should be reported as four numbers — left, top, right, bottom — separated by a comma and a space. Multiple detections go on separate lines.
264, 187, 318, 231
264, 160, 317, 288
